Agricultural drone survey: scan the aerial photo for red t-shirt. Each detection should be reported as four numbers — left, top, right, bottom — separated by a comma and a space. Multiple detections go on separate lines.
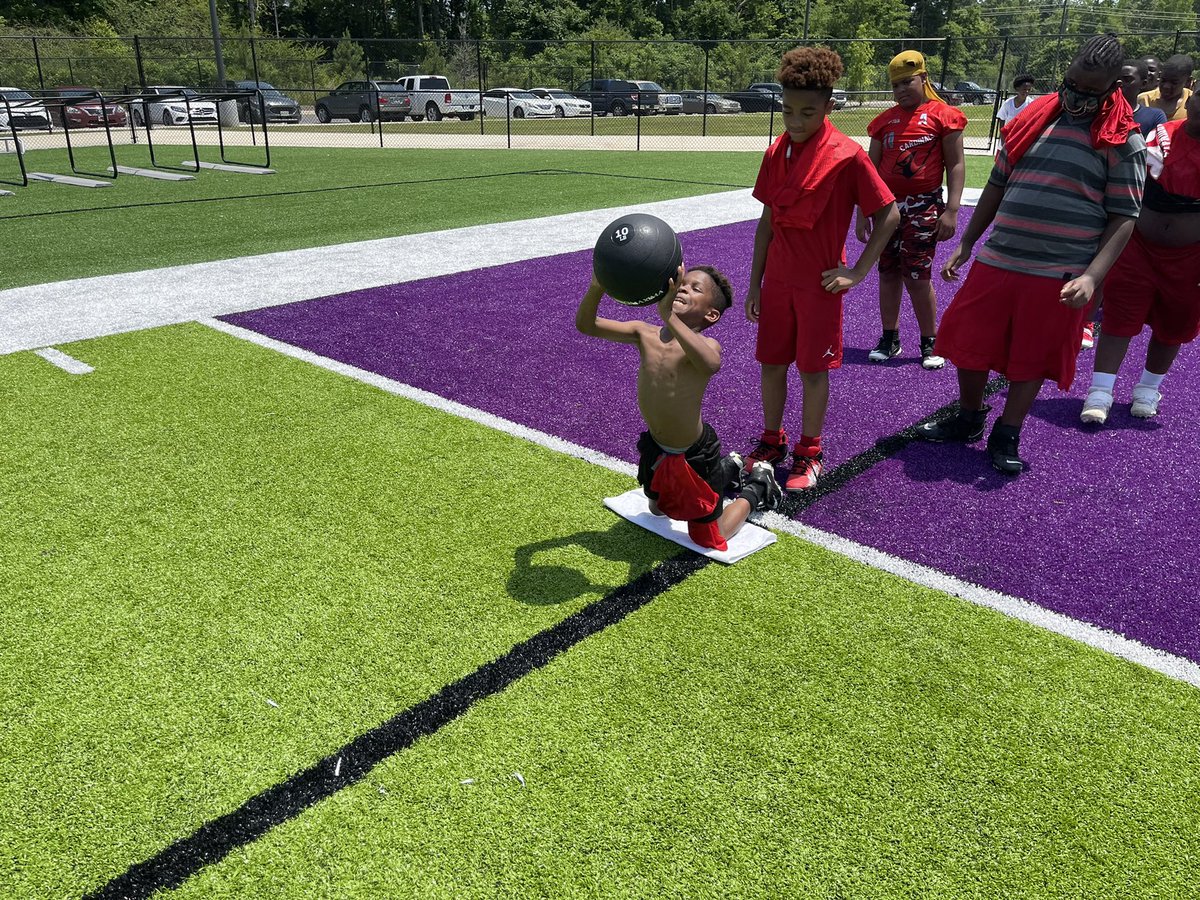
866, 101, 967, 197
753, 130, 893, 285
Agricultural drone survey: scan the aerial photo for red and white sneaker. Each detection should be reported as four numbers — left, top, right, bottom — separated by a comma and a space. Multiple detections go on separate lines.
1080, 323, 1095, 350
784, 449, 823, 491
743, 432, 789, 473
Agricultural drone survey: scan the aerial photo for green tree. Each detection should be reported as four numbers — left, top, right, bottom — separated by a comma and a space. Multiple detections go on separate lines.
329, 28, 366, 81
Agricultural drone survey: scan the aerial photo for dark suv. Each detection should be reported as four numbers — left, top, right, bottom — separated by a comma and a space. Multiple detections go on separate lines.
229, 80, 301, 123
574, 79, 659, 116
314, 80, 413, 123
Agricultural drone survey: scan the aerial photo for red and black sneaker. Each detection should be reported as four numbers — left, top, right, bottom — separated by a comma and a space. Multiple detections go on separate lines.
743, 432, 789, 473
785, 448, 823, 491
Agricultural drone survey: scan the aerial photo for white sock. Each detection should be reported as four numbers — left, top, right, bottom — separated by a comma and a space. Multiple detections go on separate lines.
1090, 372, 1116, 393
1138, 369, 1166, 391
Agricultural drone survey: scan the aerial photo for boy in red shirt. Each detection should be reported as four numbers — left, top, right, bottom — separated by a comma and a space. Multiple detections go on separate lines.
859, 50, 967, 370
744, 47, 899, 491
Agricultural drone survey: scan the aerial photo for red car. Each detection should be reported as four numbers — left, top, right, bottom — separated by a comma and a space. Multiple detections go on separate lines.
51, 87, 128, 128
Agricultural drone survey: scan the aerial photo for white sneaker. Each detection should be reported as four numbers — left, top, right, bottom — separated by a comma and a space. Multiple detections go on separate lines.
1130, 384, 1162, 418
1080, 387, 1113, 424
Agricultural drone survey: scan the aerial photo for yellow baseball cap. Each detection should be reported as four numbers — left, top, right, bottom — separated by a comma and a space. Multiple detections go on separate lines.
888, 50, 928, 84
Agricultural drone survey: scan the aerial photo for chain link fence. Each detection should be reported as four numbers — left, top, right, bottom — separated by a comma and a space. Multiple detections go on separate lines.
2, 30, 1196, 162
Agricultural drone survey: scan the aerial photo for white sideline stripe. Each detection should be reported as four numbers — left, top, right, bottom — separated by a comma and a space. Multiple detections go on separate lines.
0, 190, 759, 356
207, 316, 1200, 691
33, 347, 94, 374
203, 318, 636, 478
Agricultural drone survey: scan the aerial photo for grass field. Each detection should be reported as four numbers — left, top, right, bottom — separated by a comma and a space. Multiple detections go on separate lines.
4, 142, 1198, 899
4, 147, 992, 291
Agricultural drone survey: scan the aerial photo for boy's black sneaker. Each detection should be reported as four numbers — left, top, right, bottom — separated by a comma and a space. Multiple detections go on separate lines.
919, 335, 945, 371
916, 405, 990, 443
987, 422, 1024, 476
868, 332, 902, 362
741, 461, 782, 512
718, 452, 746, 495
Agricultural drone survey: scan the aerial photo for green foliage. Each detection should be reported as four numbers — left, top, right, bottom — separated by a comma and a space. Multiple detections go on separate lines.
328, 29, 365, 82
843, 23, 877, 93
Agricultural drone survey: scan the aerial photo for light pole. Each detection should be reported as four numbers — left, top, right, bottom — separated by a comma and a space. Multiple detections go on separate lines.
209, 0, 226, 86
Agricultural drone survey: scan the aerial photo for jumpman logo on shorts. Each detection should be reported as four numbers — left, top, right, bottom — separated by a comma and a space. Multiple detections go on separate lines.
824, 346, 835, 358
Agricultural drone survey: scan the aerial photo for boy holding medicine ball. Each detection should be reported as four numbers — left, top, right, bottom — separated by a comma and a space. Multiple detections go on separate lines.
577, 265, 782, 552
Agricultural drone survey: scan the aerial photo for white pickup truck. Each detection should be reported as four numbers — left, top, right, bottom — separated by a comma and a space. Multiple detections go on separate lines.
396, 75, 481, 122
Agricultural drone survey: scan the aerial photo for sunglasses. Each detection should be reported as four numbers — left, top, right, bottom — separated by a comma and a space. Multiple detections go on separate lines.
1062, 77, 1114, 99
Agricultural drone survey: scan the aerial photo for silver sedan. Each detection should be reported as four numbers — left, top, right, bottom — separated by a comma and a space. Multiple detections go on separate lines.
679, 91, 741, 114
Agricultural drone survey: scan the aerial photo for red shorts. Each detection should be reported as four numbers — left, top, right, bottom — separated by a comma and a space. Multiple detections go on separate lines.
1101, 229, 1200, 346
935, 262, 1088, 391
756, 277, 843, 372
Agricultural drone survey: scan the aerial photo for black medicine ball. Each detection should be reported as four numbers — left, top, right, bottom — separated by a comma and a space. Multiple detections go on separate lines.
592, 213, 683, 306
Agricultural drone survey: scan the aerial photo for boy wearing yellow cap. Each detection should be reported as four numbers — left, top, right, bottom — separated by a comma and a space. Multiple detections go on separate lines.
858, 50, 967, 370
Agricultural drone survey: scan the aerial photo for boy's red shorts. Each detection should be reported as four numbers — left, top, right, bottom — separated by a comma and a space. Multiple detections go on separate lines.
935, 262, 1088, 390
1100, 229, 1200, 346
756, 277, 843, 372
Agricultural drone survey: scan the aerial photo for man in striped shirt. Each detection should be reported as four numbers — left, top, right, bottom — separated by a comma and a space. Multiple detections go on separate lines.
917, 34, 1146, 475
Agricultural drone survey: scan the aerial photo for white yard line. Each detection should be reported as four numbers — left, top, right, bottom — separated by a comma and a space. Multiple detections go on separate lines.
207, 316, 1200, 691
33, 347, 94, 374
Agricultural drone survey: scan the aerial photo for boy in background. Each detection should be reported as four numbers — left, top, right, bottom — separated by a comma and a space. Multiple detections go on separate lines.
1122, 58, 1168, 136
860, 50, 967, 370
996, 73, 1037, 135
743, 47, 898, 491
1138, 54, 1193, 121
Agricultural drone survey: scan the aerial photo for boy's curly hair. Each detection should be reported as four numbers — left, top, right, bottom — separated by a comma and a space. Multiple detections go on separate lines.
777, 47, 844, 95
688, 265, 734, 317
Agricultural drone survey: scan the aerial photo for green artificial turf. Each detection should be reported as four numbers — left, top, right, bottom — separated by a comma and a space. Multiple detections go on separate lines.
0, 323, 665, 899
0, 145, 994, 292
175, 534, 1200, 900
3, 323, 1197, 899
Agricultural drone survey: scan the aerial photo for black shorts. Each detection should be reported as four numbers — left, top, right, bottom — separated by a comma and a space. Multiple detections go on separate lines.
636, 423, 731, 520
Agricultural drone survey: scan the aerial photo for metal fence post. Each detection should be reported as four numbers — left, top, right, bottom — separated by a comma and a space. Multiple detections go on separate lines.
477, 40, 484, 136
250, 34, 259, 86
636, 92, 641, 151
590, 41, 596, 137
506, 91, 511, 149
985, 37, 1009, 150
1173, 30, 1182, 54
32, 37, 45, 92
702, 44, 710, 138
134, 35, 147, 88
768, 98, 775, 145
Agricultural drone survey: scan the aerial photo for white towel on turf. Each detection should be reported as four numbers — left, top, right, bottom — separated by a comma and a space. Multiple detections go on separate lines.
604, 488, 776, 565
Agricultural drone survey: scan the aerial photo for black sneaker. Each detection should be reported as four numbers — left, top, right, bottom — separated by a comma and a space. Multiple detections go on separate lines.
916, 405, 990, 443
987, 422, 1024, 475
920, 336, 945, 370
718, 452, 746, 495
741, 461, 782, 512
868, 332, 902, 362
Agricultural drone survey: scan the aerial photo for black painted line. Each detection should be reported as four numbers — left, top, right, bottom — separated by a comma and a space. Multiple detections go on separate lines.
84, 552, 710, 900
86, 372, 1006, 899
779, 375, 1009, 517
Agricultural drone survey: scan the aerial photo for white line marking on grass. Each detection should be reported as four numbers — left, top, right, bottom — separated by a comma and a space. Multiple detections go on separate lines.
203, 318, 636, 478
208, 317, 1200, 691
33, 347, 94, 374
0, 191, 759, 356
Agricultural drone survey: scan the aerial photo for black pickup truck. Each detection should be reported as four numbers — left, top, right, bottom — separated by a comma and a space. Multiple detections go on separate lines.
573, 79, 659, 116
722, 82, 784, 112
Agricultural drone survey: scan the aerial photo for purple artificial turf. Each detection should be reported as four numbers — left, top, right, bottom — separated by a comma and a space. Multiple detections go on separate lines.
223, 220, 1200, 663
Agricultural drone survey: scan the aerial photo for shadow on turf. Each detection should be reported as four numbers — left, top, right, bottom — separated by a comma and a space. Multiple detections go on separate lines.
508, 520, 664, 606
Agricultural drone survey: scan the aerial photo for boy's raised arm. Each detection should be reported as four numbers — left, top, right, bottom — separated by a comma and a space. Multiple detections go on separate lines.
576, 276, 643, 344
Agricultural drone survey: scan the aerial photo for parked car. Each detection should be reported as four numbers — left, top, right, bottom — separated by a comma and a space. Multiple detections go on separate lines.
482, 88, 555, 119
393, 75, 480, 122
831, 87, 848, 109
529, 87, 592, 117
132, 86, 218, 126
678, 91, 740, 114
0, 87, 53, 130
50, 87, 127, 128
722, 83, 783, 112
314, 80, 413, 122
632, 81, 682, 114
574, 79, 658, 116
954, 81, 996, 104
229, 80, 301, 123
